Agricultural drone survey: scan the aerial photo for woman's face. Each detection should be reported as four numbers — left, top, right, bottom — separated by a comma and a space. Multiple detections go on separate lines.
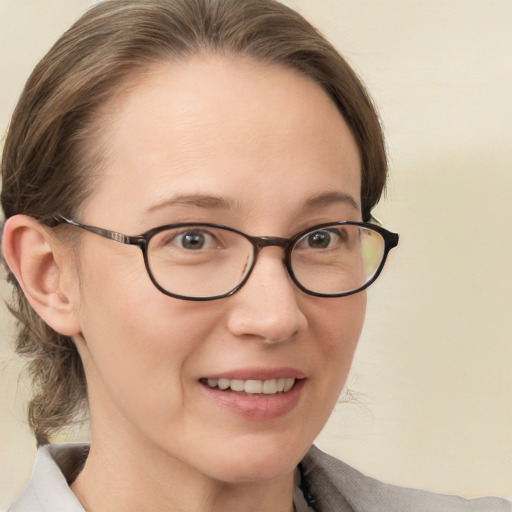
71, 56, 365, 483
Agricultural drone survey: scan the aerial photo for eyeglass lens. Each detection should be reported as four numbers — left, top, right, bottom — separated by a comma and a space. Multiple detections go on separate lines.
146, 224, 386, 299
291, 224, 384, 296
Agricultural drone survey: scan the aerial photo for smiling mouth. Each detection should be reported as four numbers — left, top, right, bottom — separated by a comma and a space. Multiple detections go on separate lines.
200, 377, 297, 395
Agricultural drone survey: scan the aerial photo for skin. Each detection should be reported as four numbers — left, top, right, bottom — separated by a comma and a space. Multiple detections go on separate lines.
4, 56, 365, 512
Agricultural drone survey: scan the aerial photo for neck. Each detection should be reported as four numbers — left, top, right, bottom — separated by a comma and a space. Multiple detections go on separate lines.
70, 431, 296, 512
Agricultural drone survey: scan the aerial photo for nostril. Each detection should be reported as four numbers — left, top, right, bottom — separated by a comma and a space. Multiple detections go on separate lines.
226, 292, 307, 344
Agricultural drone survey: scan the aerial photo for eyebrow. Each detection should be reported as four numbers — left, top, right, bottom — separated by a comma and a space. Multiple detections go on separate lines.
146, 194, 239, 213
303, 191, 360, 211
146, 190, 359, 214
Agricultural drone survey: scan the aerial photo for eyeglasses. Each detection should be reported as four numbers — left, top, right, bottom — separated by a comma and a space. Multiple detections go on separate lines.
54, 216, 399, 301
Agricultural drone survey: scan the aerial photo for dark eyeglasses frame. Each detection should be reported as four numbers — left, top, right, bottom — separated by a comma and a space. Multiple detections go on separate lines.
53, 216, 399, 301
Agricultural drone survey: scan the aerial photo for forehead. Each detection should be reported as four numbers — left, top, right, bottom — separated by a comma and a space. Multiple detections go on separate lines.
83, 55, 361, 228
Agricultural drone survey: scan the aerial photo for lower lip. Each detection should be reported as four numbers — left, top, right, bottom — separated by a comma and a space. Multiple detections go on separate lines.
199, 379, 306, 420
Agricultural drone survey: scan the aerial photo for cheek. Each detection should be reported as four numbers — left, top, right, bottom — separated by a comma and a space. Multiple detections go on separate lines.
309, 291, 366, 388
285, 292, 366, 448
73, 245, 222, 420
76, 293, 230, 442
312, 290, 366, 349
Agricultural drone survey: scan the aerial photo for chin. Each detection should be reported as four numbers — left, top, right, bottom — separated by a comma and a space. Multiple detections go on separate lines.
198, 432, 312, 484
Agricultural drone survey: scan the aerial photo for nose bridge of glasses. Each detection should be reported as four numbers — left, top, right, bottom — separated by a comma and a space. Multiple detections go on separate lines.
250, 235, 290, 251
242, 235, 296, 295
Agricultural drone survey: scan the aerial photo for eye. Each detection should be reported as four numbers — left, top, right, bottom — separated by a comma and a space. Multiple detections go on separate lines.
298, 228, 345, 250
172, 229, 217, 250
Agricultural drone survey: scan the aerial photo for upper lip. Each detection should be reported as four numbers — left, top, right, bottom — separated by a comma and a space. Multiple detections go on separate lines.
200, 367, 306, 381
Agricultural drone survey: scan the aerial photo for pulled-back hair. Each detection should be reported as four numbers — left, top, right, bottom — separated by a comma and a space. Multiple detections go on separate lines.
1, 0, 387, 444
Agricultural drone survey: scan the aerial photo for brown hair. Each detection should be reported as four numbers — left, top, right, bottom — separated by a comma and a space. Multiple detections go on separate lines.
1, 0, 387, 444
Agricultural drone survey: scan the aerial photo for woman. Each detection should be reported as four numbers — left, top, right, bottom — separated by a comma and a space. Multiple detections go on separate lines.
1, 0, 509, 511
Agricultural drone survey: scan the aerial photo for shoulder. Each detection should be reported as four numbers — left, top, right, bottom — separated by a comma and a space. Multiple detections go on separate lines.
300, 445, 511, 512
8, 444, 87, 512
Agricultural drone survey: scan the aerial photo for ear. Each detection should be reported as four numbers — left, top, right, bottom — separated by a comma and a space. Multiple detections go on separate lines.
2, 215, 82, 336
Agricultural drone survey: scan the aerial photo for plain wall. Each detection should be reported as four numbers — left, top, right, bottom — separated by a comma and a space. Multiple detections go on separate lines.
1, 0, 511, 509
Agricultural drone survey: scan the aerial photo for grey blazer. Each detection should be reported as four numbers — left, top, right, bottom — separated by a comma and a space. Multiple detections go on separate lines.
299, 445, 510, 511
9, 443, 511, 511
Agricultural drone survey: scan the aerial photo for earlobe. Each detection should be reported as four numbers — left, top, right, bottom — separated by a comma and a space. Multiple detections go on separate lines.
2, 215, 82, 336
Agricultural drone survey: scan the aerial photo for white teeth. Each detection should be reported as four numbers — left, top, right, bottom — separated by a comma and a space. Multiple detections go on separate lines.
204, 377, 297, 395
263, 379, 277, 394
283, 378, 295, 392
245, 380, 263, 393
218, 378, 230, 390
230, 379, 245, 392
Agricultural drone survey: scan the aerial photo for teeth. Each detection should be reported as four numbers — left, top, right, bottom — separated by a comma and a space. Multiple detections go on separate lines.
204, 377, 296, 395
245, 380, 263, 393
230, 379, 245, 392
262, 379, 276, 394
283, 378, 295, 392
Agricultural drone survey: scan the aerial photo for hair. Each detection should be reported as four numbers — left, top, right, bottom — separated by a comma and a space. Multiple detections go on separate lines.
1, 0, 387, 444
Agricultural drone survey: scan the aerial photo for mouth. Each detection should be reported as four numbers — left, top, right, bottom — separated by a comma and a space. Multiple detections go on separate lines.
199, 373, 306, 419
199, 377, 297, 396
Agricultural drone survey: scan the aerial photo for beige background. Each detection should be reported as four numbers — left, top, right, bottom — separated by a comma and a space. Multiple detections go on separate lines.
1, 0, 511, 509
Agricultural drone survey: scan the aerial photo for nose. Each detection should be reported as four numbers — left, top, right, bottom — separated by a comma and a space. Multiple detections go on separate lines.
226, 248, 308, 343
